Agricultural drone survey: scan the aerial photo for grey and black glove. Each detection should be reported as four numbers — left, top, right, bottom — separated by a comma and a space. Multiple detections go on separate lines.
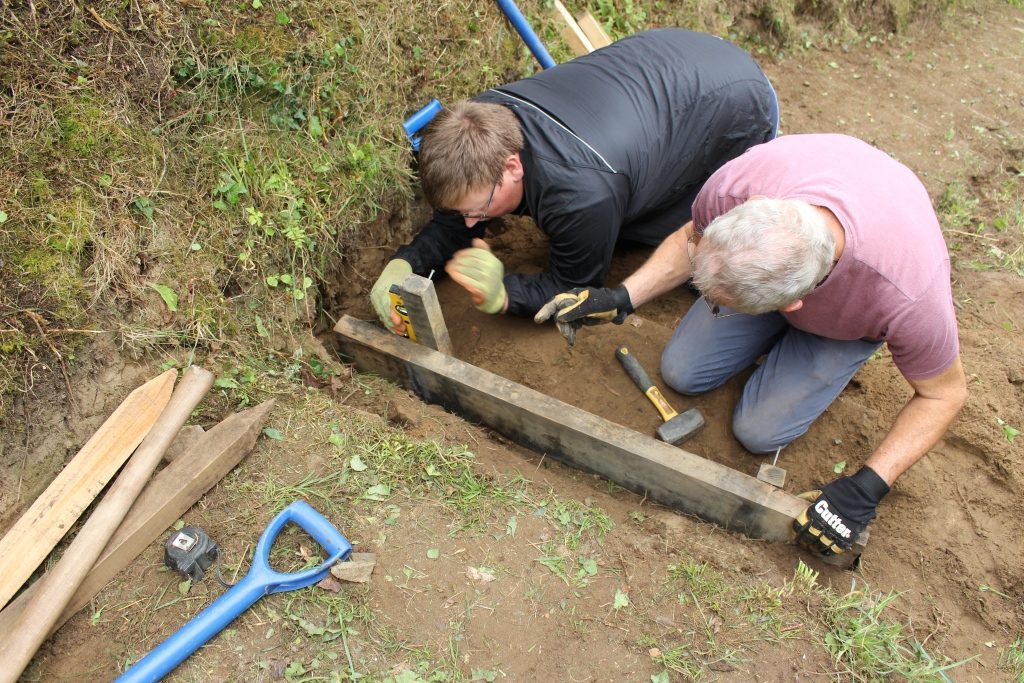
793, 466, 890, 556
533, 285, 634, 346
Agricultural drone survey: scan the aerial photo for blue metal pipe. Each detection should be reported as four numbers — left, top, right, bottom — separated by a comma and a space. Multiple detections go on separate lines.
495, 0, 556, 70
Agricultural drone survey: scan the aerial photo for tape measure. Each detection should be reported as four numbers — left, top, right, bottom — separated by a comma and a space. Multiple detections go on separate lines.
164, 526, 237, 587
164, 527, 220, 583
388, 285, 417, 341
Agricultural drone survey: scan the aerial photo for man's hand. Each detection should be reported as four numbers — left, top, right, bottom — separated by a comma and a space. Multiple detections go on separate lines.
533, 285, 633, 346
446, 238, 507, 314
370, 259, 413, 334
793, 466, 890, 556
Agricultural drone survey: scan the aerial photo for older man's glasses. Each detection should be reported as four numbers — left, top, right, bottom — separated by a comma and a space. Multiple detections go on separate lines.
458, 183, 498, 220
703, 295, 740, 319
685, 234, 739, 320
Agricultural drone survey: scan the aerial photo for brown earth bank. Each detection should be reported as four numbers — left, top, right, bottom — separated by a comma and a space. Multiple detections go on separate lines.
2, 2, 1023, 682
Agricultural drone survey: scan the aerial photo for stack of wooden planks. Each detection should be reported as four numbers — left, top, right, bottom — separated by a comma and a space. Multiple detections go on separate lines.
0, 368, 273, 682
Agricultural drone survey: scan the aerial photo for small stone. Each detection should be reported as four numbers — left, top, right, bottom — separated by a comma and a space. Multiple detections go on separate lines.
330, 552, 377, 583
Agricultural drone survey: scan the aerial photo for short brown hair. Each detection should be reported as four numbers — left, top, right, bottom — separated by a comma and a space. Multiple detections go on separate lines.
418, 101, 523, 209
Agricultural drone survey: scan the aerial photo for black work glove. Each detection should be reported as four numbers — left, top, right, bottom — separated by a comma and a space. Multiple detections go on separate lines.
793, 466, 890, 556
533, 285, 634, 347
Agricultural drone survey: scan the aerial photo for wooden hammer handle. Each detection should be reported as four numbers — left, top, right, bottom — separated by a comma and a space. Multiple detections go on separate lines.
615, 346, 679, 422
0, 367, 214, 683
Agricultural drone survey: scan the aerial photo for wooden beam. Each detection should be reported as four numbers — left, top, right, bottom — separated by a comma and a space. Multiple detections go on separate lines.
553, 0, 593, 56
575, 11, 612, 49
399, 274, 453, 355
334, 315, 804, 541
0, 401, 273, 639
0, 369, 176, 610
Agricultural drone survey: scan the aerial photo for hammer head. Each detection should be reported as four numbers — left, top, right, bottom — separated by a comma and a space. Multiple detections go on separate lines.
656, 407, 705, 445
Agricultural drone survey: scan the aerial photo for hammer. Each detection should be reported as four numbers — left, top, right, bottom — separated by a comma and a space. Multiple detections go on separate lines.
615, 346, 704, 445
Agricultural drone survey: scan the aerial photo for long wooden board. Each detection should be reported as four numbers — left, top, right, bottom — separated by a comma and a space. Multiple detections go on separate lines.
334, 315, 805, 541
0, 401, 273, 638
553, 0, 593, 56
0, 369, 177, 610
575, 11, 612, 49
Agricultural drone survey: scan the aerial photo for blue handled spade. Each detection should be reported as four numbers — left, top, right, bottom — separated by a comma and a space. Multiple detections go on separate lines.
116, 500, 352, 683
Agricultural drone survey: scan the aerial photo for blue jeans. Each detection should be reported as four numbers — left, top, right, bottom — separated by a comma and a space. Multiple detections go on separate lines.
764, 74, 780, 138
660, 302, 882, 454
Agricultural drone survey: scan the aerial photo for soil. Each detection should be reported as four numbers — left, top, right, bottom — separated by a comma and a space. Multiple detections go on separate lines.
4, 3, 1023, 682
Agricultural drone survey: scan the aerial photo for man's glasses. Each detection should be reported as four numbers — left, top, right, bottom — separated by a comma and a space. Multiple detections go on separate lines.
703, 295, 740, 319
687, 235, 739, 319
458, 183, 498, 220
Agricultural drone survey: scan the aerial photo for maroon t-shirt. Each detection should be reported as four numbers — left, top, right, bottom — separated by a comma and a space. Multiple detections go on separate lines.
693, 134, 959, 380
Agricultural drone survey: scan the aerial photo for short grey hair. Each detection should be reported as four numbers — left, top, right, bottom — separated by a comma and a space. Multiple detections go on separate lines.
692, 198, 835, 314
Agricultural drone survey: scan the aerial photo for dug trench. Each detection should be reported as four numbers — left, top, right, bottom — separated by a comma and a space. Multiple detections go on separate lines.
320, 4, 1024, 677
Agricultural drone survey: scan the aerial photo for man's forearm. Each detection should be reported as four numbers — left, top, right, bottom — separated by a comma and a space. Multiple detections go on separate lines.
394, 213, 485, 275
622, 222, 695, 308
865, 359, 968, 485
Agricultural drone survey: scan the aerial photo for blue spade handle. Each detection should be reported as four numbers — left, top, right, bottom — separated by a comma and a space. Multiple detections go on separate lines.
403, 99, 443, 152
116, 501, 351, 683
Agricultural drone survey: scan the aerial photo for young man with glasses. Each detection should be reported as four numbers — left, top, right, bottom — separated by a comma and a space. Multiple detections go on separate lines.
536, 134, 967, 557
370, 28, 779, 332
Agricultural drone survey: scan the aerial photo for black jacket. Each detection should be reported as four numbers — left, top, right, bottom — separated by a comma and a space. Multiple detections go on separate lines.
394, 28, 776, 316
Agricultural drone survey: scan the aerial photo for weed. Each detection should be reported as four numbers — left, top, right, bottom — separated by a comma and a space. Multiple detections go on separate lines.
791, 559, 820, 592
247, 469, 350, 514
668, 560, 727, 608
739, 583, 788, 634
593, 0, 648, 38
545, 498, 614, 549
536, 544, 571, 585
820, 585, 971, 679
937, 182, 979, 230
997, 418, 1020, 443
649, 643, 705, 680
1002, 636, 1024, 682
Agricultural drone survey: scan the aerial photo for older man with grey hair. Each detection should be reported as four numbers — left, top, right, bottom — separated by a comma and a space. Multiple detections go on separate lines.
536, 133, 967, 557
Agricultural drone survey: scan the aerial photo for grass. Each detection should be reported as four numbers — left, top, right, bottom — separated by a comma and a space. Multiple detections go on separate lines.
792, 562, 972, 681
938, 177, 1024, 277
1002, 636, 1024, 682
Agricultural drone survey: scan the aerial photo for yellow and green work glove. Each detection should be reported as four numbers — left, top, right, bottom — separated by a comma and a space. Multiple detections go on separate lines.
445, 238, 507, 314
370, 258, 413, 334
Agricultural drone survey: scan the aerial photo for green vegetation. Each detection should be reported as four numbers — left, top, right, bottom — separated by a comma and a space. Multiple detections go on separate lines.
938, 177, 1024, 277
1002, 636, 1024, 681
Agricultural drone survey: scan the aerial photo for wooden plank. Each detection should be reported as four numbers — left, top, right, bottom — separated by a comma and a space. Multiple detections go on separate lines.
0, 369, 176, 610
0, 401, 273, 639
0, 367, 214, 683
334, 315, 804, 541
575, 11, 612, 49
553, 0, 593, 56
400, 274, 453, 355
